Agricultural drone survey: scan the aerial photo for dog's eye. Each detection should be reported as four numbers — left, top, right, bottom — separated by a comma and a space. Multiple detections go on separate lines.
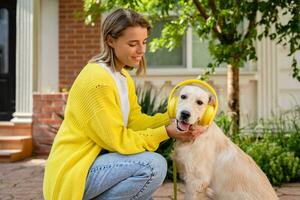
181, 95, 187, 99
196, 100, 203, 105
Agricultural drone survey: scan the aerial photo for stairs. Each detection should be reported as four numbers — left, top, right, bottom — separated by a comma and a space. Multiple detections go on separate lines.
0, 122, 33, 162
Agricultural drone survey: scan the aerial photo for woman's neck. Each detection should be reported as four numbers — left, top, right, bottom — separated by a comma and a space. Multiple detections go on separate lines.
114, 59, 124, 72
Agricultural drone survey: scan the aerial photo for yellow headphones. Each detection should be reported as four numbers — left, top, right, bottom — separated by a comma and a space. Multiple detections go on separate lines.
167, 79, 219, 126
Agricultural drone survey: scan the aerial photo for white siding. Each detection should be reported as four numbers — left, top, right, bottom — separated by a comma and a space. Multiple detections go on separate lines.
38, 0, 59, 92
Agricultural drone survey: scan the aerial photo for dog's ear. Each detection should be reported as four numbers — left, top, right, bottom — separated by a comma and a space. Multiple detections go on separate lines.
208, 95, 216, 106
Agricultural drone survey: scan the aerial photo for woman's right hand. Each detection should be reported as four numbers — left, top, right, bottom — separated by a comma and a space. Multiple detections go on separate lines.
165, 121, 207, 142
165, 121, 194, 142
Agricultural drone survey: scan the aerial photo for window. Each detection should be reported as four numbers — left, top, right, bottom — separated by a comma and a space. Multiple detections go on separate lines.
145, 21, 216, 72
146, 20, 185, 69
192, 31, 213, 68
145, 21, 254, 73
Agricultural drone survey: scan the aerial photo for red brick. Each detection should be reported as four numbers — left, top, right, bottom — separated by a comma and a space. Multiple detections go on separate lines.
59, 0, 101, 90
33, 113, 52, 119
32, 92, 67, 154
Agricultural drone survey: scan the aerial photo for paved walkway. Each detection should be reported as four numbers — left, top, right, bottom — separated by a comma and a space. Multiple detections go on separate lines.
0, 157, 300, 200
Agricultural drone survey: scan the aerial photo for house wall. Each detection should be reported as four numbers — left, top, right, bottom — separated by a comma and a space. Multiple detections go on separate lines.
59, 0, 101, 90
277, 45, 300, 109
39, 0, 59, 92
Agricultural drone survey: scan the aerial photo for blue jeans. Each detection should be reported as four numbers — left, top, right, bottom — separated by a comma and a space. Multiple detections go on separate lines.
83, 152, 168, 200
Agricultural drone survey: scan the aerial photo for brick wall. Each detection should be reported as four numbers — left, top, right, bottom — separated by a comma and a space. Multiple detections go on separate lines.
59, 0, 101, 90
32, 93, 68, 155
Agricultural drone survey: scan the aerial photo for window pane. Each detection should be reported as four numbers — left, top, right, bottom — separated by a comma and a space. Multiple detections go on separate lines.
0, 8, 9, 74
146, 20, 184, 68
192, 32, 213, 68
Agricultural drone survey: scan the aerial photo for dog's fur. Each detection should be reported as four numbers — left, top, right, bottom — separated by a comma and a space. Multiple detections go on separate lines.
172, 85, 278, 200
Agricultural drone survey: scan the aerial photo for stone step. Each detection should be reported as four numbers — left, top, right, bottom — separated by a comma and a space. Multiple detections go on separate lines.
0, 122, 33, 162
0, 149, 22, 155
0, 136, 32, 149
0, 149, 23, 162
0, 133, 33, 162
0, 146, 32, 162
0, 122, 32, 136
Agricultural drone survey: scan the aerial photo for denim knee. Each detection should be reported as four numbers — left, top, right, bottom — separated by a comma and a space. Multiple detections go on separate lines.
132, 152, 167, 199
144, 152, 168, 185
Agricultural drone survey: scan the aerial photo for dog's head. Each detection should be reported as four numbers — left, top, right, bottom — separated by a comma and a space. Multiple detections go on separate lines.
176, 85, 211, 132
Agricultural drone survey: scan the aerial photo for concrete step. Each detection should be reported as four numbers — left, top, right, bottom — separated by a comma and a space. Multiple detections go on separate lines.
0, 122, 33, 162
0, 149, 23, 162
0, 144, 32, 162
0, 122, 32, 136
0, 136, 32, 149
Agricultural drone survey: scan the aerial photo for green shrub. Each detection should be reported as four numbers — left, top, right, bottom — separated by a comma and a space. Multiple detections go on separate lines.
236, 106, 300, 185
241, 138, 300, 186
136, 86, 167, 116
242, 105, 300, 157
215, 111, 232, 135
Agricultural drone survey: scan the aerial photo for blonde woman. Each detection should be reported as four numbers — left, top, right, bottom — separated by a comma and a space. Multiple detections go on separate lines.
43, 8, 206, 200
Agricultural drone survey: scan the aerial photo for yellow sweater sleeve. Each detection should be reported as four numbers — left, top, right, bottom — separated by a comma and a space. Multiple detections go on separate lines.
86, 83, 169, 154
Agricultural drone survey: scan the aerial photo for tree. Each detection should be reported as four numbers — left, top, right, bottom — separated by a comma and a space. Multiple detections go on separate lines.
84, 0, 300, 134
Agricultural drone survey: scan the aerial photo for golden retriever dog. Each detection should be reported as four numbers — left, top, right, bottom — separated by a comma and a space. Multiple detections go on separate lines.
172, 85, 278, 200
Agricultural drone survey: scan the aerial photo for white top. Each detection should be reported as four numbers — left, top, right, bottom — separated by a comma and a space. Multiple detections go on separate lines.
98, 62, 130, 126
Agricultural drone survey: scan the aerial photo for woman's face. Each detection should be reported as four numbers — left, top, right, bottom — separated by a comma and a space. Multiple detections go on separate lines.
108, 26, 148, 69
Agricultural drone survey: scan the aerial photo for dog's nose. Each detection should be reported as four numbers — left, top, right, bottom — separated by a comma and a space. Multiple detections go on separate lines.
180, 110, 191, 120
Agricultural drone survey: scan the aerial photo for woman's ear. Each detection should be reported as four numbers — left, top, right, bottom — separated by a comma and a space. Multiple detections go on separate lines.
106, 35, 114, 48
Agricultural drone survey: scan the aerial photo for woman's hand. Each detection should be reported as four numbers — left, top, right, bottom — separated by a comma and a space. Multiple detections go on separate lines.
165, 121, 207, 142
188, 124, 208, 140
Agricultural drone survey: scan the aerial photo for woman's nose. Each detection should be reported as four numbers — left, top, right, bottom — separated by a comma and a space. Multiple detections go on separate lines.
137, 43, 146, 54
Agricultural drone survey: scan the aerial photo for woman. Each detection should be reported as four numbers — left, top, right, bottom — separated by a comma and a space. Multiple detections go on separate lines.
43, 8, 206, 200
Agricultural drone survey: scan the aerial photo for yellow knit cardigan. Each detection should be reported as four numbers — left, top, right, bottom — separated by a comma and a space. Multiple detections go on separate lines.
43, 63, 170, 200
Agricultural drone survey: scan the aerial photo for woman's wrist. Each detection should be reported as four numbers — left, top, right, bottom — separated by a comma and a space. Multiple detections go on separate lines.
165, 125, 170, 137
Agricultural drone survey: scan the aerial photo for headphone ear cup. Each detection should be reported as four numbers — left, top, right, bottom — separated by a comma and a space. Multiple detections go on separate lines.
199, 105, 215, 125
167, 97, 179, 118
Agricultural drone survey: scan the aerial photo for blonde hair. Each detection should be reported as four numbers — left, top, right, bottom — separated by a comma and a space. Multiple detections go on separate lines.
89, 8, 151, 76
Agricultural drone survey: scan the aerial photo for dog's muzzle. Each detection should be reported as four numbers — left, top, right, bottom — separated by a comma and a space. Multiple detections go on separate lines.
176, 119, 191, 132
176, 110, 192, 132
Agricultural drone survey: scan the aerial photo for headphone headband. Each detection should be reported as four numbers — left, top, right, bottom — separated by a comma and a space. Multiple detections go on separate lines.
168, 79, 219, 124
